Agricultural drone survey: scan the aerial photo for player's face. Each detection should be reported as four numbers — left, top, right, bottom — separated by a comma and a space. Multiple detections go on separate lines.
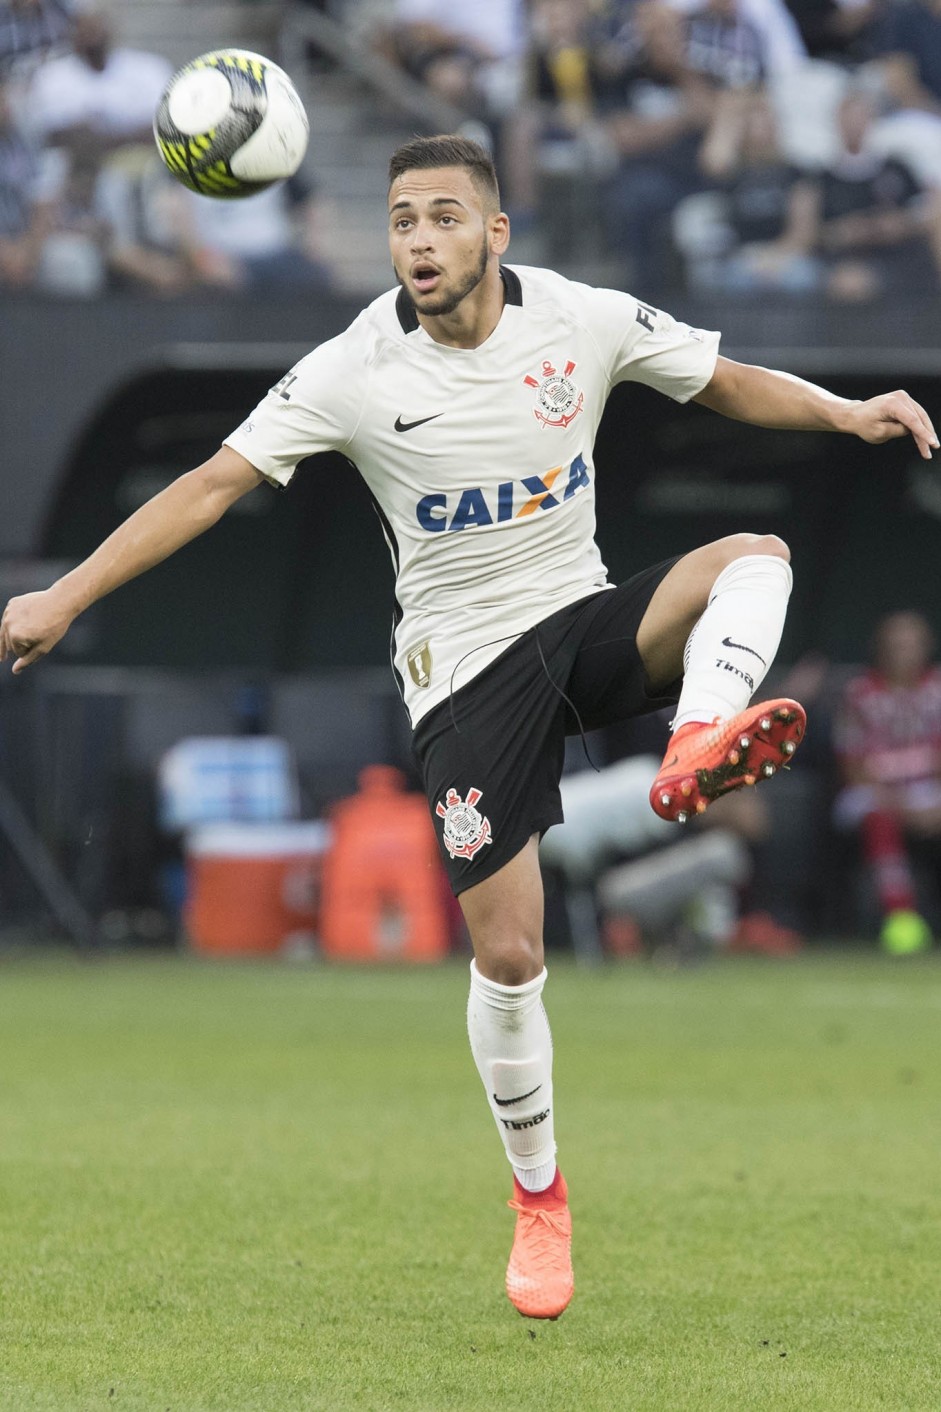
388, 167, 501, 317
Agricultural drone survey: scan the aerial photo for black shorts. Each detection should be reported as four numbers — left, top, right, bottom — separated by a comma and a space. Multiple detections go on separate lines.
412, 557, 683, 895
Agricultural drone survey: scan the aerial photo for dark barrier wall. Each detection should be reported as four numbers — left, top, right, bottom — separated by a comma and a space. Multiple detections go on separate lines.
0, 292, 362, 557
5, 293, 941, 669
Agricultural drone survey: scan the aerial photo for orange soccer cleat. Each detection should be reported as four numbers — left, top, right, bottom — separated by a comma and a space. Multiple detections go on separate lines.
650, 699, 806, 823
505, 1169, 574, 1320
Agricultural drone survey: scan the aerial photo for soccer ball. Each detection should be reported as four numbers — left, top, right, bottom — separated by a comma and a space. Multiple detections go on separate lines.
153, 49, 309, 199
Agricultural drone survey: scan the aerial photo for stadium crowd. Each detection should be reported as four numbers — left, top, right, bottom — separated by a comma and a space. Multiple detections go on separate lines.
0, 0, 332, 295
377, 0, 941, 300
2, 0, 941, 298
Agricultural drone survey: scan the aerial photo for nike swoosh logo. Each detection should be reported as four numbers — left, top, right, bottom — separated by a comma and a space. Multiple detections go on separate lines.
721, 636, 767, 666
493, 1085, 542, 1107
394, 413, 443, 433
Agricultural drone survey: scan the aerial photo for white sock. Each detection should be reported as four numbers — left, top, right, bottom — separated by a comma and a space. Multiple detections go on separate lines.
467, 960, 556, 1192
672, 554, 793, 731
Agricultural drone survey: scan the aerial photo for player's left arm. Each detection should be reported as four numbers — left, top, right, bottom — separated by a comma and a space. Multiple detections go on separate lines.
692, 355, 939, 460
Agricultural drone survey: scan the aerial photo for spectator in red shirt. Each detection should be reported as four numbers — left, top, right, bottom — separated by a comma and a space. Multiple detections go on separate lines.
834, 611, 941, 951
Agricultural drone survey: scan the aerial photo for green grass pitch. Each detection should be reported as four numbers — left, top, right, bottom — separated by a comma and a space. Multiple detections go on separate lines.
0, 952, 939, 1412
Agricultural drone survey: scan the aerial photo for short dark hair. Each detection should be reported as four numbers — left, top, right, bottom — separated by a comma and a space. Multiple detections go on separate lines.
388, 134, 500, 211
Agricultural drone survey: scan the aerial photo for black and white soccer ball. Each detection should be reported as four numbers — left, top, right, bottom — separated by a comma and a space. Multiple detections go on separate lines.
153, 49, 309, 199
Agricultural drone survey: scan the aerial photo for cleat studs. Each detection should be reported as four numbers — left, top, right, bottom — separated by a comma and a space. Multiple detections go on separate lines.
740, 735, 750, 749
680, 780, 693, 798
782, 740, 796, 756
759, 717, 772, 733
744, 773, 756, 786
677, 810, 689, 824
761, 762, 775, 778
728, 750, 740, 766
695, 800, 707, 814
660, 792, 672, 808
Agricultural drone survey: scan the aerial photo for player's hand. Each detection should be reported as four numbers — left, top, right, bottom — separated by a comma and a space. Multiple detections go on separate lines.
844, 391, 939, 460
0, 589, 76, 675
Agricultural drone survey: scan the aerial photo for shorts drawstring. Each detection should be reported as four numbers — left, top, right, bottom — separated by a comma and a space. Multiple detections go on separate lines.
534, 628, 600, 773
448, 633, 523, 736
446, 627, 600, 772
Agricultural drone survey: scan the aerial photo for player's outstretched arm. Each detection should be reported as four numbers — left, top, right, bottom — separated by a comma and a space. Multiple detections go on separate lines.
0, 446, 263, 675
693, 355, 939, 460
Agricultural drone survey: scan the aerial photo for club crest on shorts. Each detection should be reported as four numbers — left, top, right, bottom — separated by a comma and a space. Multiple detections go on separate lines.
436, 786, 493, 860
523, 359, 584, 428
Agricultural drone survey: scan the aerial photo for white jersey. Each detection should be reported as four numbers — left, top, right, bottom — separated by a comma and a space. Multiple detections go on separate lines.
224, 265, 719, 726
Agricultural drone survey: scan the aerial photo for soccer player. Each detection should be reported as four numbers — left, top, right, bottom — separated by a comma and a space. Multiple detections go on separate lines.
1, 135, 936, 1321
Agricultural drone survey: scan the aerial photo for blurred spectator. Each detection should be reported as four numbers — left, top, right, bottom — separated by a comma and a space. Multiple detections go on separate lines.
378, 0, 526, 125
0, 73, 46, 288
508, 0, 613, 244
834, 611, 941, 950
598, 2, 717, 293
666, 0, 807, 76
26, 7, 170, 162
804, 88, 941, 300
681, 86, 820, 293
870, 0, 941, 113
784, 0, 877, 62
12, 138, 203, 297
541, 753, 802, 957
172, 175, 333, 295
21, 7, 205, 296
98, 157, 211, 297
685, 0, 774, 90
30, 146, 109, 294
528, 0, 598, 142
0, 0, 71, 82
863, 0, 941, 192
2, 62, 113, 297
374, 0, 530, 217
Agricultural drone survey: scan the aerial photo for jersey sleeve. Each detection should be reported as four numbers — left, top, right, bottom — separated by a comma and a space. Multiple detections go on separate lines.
579, 285, 720, 403
223, 325, 367, 487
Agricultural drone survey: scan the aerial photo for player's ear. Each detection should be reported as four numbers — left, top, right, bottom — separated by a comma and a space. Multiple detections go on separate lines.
490, 211, 510, 255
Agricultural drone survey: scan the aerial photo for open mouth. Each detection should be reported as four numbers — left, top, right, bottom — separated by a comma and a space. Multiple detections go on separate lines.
411, 263, 441, 294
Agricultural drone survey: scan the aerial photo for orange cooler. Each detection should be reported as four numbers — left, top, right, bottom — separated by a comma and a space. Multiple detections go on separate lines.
186, 821, 329, 955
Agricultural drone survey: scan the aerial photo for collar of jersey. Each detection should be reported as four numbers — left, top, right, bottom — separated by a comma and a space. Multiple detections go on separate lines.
395, 265, 523, 350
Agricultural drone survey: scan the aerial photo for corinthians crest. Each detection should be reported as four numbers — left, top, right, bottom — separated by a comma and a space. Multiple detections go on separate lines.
436, 787, 493, 861
524, 359, 584, 428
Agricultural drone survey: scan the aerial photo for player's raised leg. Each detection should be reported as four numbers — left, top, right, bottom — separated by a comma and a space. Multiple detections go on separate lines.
637, 533, 806, 822
460, 836, 573, 1320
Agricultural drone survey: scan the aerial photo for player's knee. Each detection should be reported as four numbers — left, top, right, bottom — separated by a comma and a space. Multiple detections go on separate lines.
473, 933, 544, 987
733, 531, 790, 562
753, 532, 790, 562
714, 531, 790, 570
